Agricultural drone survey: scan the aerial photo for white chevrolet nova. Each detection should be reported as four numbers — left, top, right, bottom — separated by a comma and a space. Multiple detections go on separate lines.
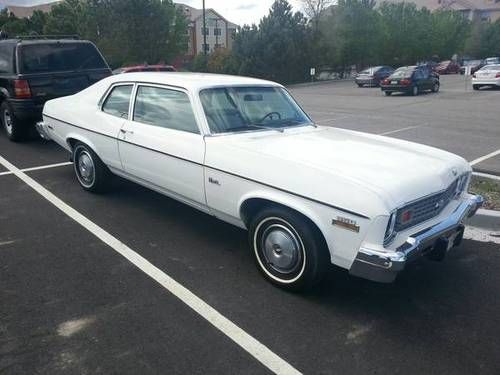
38, 73, 483, 290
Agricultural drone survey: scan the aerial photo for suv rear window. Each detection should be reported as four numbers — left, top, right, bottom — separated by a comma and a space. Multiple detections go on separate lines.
19, 43, 108, 74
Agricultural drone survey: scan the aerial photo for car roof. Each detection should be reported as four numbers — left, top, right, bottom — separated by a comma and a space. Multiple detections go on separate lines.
108, 72, 283, 91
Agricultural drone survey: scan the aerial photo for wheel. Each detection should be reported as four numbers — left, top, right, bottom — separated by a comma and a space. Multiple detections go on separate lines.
1, 102, 26, 141
384, 91, 392, 96
411, 85, 419, 96
72, 142, 112, 193
473, 84, 480, 91
357, 83, 363, 88
432, 82, 440, 93
248, 206, 329, 291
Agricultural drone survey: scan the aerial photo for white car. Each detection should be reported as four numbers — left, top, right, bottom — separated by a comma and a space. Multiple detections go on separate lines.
472, 64, 500, 90
37, 73, 483, 290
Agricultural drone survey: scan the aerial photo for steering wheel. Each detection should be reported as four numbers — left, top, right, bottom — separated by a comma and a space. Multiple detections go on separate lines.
259, 111, 281, 123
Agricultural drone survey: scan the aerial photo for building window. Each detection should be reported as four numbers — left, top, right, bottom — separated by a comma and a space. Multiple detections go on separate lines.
214, 28, 221, 36
202, 27, 209, 35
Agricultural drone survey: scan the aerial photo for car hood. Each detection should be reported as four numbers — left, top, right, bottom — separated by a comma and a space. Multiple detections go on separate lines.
205, 126, 470, 216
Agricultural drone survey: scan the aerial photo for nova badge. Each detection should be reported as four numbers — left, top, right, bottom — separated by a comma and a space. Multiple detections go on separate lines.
208, 177, 220, 186
332, 216, 360, 233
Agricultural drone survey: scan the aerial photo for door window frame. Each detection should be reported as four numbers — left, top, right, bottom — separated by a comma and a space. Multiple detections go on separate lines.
130, 83, 203, 135
99, 82, 135, 119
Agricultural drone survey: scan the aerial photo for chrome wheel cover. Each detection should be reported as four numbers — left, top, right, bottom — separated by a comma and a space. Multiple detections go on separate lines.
76, 150, 95, 187
261, 224, 302, 274
3, 109, 12, 135
253, 217, 307, 283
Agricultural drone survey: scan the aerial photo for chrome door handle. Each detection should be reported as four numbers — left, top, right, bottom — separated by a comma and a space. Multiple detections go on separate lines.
120, 129, 134, 135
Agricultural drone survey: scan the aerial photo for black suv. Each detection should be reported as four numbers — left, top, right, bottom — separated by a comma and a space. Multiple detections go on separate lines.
0, 36, 111, 141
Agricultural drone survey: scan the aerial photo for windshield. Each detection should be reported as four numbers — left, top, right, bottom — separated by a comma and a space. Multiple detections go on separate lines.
19, 43, 108, 74
199, 86, 312, 134
390, 68, 414, 78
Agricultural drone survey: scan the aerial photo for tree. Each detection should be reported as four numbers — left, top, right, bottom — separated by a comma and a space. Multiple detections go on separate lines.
233, 0, 313, 83
301, 0, 333, 31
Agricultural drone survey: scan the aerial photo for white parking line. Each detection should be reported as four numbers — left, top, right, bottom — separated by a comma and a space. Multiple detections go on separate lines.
0, 154, 301, 375
469, 149, 500, 166
473, 172, 500, 181
0, 161, 72, 177
378, 125, 422, 136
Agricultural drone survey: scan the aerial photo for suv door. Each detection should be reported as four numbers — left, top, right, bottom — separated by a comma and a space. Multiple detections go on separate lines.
118, 84, 206, 208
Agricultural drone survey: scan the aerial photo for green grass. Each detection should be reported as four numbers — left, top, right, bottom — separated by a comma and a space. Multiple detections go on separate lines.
469, 175, 500, 211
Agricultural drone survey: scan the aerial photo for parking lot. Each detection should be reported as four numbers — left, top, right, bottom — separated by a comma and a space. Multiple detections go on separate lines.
1, 74, 499, 374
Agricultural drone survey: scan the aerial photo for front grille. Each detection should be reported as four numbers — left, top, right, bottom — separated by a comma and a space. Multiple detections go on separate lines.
394, 179, 459, 232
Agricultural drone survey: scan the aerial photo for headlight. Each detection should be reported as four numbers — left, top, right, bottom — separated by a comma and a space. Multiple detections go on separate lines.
384, 211, 397, 246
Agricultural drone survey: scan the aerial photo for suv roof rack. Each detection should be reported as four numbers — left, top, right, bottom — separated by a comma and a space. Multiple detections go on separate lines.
15, 34, 80, 40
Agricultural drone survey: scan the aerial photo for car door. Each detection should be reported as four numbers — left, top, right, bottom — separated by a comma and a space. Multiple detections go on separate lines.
413, 69, 426, 91
94, 83, 134, 170
118, 84, 207, 209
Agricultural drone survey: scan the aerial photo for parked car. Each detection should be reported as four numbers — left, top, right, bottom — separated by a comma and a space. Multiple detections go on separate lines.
484, 57, 500, 65
417, 61, 439, 72
355, 66, 394, 87
435, 60, 460, 74
113, 64, 176, 74
460, 59, 484, 75
0, 36, 111, 141
37, 73, 483, 290
380, 66, 440, 96
471, 64, 500, 90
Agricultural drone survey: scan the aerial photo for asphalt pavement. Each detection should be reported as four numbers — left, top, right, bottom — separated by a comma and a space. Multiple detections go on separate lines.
1, 75, 500, 374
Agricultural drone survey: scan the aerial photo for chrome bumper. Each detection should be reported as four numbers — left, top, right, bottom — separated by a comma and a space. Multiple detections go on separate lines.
35, 121, 51, 140
349, 194, 484, 283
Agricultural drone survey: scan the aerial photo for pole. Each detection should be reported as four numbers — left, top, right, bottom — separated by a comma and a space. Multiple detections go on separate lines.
203, 0, 207, 56
215, 18, 219, 48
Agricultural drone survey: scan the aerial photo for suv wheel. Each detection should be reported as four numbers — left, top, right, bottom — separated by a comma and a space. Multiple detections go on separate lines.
432, 82, 440, 93
1, 102, 25, 141
248, 206, 329, 291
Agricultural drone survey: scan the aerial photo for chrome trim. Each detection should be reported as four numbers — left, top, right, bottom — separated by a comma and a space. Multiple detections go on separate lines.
350, 194, 483, 283
35, 121, 51, 140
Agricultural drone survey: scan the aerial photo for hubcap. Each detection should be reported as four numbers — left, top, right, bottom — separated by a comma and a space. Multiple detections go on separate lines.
261, 224, 302, 274
4, 109, 12, 135
77, 151, 95, 186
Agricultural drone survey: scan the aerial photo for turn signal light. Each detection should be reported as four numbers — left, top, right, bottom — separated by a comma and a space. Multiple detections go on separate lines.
400, 210, 413, 224
14, 79, 32, 99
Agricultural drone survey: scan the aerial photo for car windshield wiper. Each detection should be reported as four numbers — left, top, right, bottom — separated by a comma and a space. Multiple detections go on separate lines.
225, 124, 284, 133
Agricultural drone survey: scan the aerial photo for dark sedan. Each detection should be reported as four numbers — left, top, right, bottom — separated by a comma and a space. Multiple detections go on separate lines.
355, 66, 394, 87
380, 66, 440, 96
460, 59, 484, 75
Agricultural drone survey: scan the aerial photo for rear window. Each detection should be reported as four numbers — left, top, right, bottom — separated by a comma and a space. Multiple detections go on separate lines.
19, 43, 108, 74
390, 68, 414, 78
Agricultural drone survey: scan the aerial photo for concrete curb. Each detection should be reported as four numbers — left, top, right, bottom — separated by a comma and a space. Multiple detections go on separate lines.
467, 209, 500, 231
287, 78, 354, 89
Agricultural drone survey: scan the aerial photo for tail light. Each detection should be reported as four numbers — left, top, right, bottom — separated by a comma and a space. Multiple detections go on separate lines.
14, 80, 32, 99
381, 79, 389, 85
496, 73, 500, 78
400, 79, 411, 86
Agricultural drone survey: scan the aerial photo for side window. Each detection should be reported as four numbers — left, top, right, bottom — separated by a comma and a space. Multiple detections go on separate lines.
102, 85, 133, 118
0, 44, 13, 73
133, 86, 199, 134
414, 70, 423, 79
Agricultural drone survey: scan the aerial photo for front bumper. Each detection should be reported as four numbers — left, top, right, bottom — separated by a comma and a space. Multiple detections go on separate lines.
349, 194, 484, 283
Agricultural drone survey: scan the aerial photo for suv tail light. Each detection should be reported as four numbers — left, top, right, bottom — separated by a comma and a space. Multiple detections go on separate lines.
14, 80, 32, 99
